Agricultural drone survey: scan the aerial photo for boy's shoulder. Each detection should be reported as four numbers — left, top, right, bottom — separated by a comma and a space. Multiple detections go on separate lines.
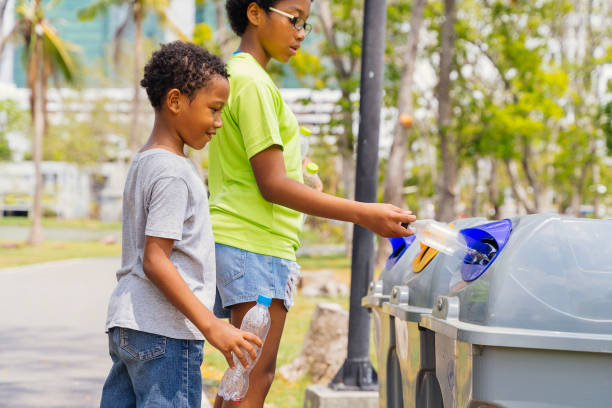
132, 149, 194, 182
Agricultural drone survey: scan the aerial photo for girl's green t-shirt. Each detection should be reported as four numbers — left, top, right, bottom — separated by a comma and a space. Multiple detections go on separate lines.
208, 52, 304, 261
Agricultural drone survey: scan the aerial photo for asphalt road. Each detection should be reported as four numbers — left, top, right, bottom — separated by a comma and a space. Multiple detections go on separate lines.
0, 257, 119, 407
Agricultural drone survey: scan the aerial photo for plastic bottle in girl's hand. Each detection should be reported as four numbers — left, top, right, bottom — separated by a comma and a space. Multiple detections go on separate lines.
409, 220, 491, 264
217, 295, 272, 402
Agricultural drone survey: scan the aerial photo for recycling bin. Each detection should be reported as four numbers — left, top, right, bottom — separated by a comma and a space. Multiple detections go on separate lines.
384, 218, 487, 408
363, 233, 419, 408
419, 213, 612, 407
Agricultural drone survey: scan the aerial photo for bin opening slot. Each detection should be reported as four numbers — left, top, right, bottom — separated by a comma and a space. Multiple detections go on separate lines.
391, 242, 406, 257
412, 243, 439, 273
463, 237, 497, 266
459, 219, 513, 282
385, 235, 416, 270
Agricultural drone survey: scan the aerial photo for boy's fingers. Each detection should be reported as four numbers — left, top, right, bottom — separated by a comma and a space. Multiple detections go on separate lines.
224, 352, 235, 369
232, 347, 250, 369
245, 332, 263, 348
241, 339, 258, 361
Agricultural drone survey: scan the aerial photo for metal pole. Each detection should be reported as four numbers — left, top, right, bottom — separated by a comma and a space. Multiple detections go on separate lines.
330, 0, 387, 391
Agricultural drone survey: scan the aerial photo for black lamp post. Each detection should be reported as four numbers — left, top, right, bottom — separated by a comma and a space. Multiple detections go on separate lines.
330, 0, 387, 391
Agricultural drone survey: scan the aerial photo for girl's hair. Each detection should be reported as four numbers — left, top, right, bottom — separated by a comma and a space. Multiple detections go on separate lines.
141, 41, 229, 110
226, 0, 313, 36
226, 0, 279, 36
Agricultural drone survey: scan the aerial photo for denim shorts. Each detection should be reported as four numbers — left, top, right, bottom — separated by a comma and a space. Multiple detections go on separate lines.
213, 243, 301, 318
100, 327, 204, 408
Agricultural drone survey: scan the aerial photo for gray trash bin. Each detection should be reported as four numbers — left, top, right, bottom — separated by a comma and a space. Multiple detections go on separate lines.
363, 233, 420, 408
420, 213, 612, 407
384, 218, 486, 408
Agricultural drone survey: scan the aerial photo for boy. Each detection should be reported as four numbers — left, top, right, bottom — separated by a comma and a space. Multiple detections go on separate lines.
100, 41, 262, 408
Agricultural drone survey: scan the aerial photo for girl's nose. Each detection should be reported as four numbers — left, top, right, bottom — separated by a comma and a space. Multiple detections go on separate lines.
213, 111, 223, 128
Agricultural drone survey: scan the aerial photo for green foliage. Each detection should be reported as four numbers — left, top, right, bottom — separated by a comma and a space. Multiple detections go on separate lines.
43, 97, 129, 165
77, 0, 124, 21
0, 239, 121, 269
601, 100, 612, 153
289, 50, 324, 86
0, 100, 28, 161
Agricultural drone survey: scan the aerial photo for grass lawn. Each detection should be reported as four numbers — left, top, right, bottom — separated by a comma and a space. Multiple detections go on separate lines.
0, 240, 121, 269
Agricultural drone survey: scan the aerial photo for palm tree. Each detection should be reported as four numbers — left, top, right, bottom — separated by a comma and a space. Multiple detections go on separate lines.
78, 0, 186, 155
0, 0, 79, 245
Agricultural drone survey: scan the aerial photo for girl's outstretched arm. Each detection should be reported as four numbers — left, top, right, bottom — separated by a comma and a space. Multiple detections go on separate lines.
250, 145, 416, 238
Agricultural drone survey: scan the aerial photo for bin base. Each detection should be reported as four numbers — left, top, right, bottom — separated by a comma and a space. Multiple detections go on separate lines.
303, 384, 378, 408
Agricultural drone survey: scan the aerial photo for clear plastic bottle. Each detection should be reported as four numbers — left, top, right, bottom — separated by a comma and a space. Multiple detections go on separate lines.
217, 295, 272, 402
410, 220, 491, 264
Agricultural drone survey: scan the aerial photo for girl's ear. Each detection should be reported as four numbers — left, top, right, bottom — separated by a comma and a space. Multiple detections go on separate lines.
246, 2, 264, 28
166, 89, 182, 114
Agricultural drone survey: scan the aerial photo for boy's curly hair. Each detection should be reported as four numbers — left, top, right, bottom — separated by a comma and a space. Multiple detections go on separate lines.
141, 41, 229, 110
226, 0, 312, 36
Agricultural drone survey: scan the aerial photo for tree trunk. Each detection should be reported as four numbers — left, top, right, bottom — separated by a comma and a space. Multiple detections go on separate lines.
520, 137, 540, 212
434, 0, 458, 222
487, 158, 501, 219
214, 0, 231, 59
129, 5, 143, 155
592, 161, 600, 218
376, 0, 427, 267
28, 22, 44, 246
317, 0, 359, 257
571, 175, 583, 217
469, 159, 479, 217
0, 0, 9, 35
504, 159, 536, 214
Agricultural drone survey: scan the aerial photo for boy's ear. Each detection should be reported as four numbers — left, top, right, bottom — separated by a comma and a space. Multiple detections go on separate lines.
246, 2, 263, 28
166, 89, 181, 114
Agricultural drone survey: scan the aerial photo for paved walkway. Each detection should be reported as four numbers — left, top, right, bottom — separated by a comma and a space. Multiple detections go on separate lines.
0, 257, 119, 407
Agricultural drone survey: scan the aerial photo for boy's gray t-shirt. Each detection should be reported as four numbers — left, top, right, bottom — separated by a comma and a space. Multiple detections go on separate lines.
106, 148, 215, 340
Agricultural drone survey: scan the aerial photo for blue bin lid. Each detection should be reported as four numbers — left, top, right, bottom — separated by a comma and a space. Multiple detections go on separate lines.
459, 219, 513, 282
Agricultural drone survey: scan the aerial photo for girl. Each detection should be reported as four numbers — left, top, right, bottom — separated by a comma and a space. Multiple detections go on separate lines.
208, 1, 416, 406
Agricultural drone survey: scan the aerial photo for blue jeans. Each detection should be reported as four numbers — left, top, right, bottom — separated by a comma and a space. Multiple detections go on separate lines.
100, 327, 204, 408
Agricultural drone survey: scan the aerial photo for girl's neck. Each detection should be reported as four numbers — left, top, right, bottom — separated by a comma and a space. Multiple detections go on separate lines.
237, 32, 270, 69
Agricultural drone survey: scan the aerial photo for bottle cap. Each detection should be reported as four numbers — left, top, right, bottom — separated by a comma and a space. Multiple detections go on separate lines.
306, 162, 319, 174
257, 295, 272, 307
300, 126, 312, 136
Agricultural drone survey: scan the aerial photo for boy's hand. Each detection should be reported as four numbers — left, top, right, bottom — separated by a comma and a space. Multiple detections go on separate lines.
205, 318, 263, 370
359, 203, 417, 238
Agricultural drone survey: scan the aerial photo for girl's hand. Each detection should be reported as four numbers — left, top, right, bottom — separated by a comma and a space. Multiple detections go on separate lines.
303, 171, 323, 191
302, 157, 323, 191
205, 318, 263, 369
358, 203, 417, 238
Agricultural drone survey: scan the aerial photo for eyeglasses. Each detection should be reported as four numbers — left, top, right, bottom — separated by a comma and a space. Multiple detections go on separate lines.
269, 7, 312, 36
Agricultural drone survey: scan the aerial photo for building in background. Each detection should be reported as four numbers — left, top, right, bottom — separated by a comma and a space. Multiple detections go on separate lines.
0, 161, 90, 218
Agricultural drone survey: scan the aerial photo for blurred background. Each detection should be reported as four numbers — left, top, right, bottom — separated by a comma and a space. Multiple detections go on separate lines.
0, 1, 611, 406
